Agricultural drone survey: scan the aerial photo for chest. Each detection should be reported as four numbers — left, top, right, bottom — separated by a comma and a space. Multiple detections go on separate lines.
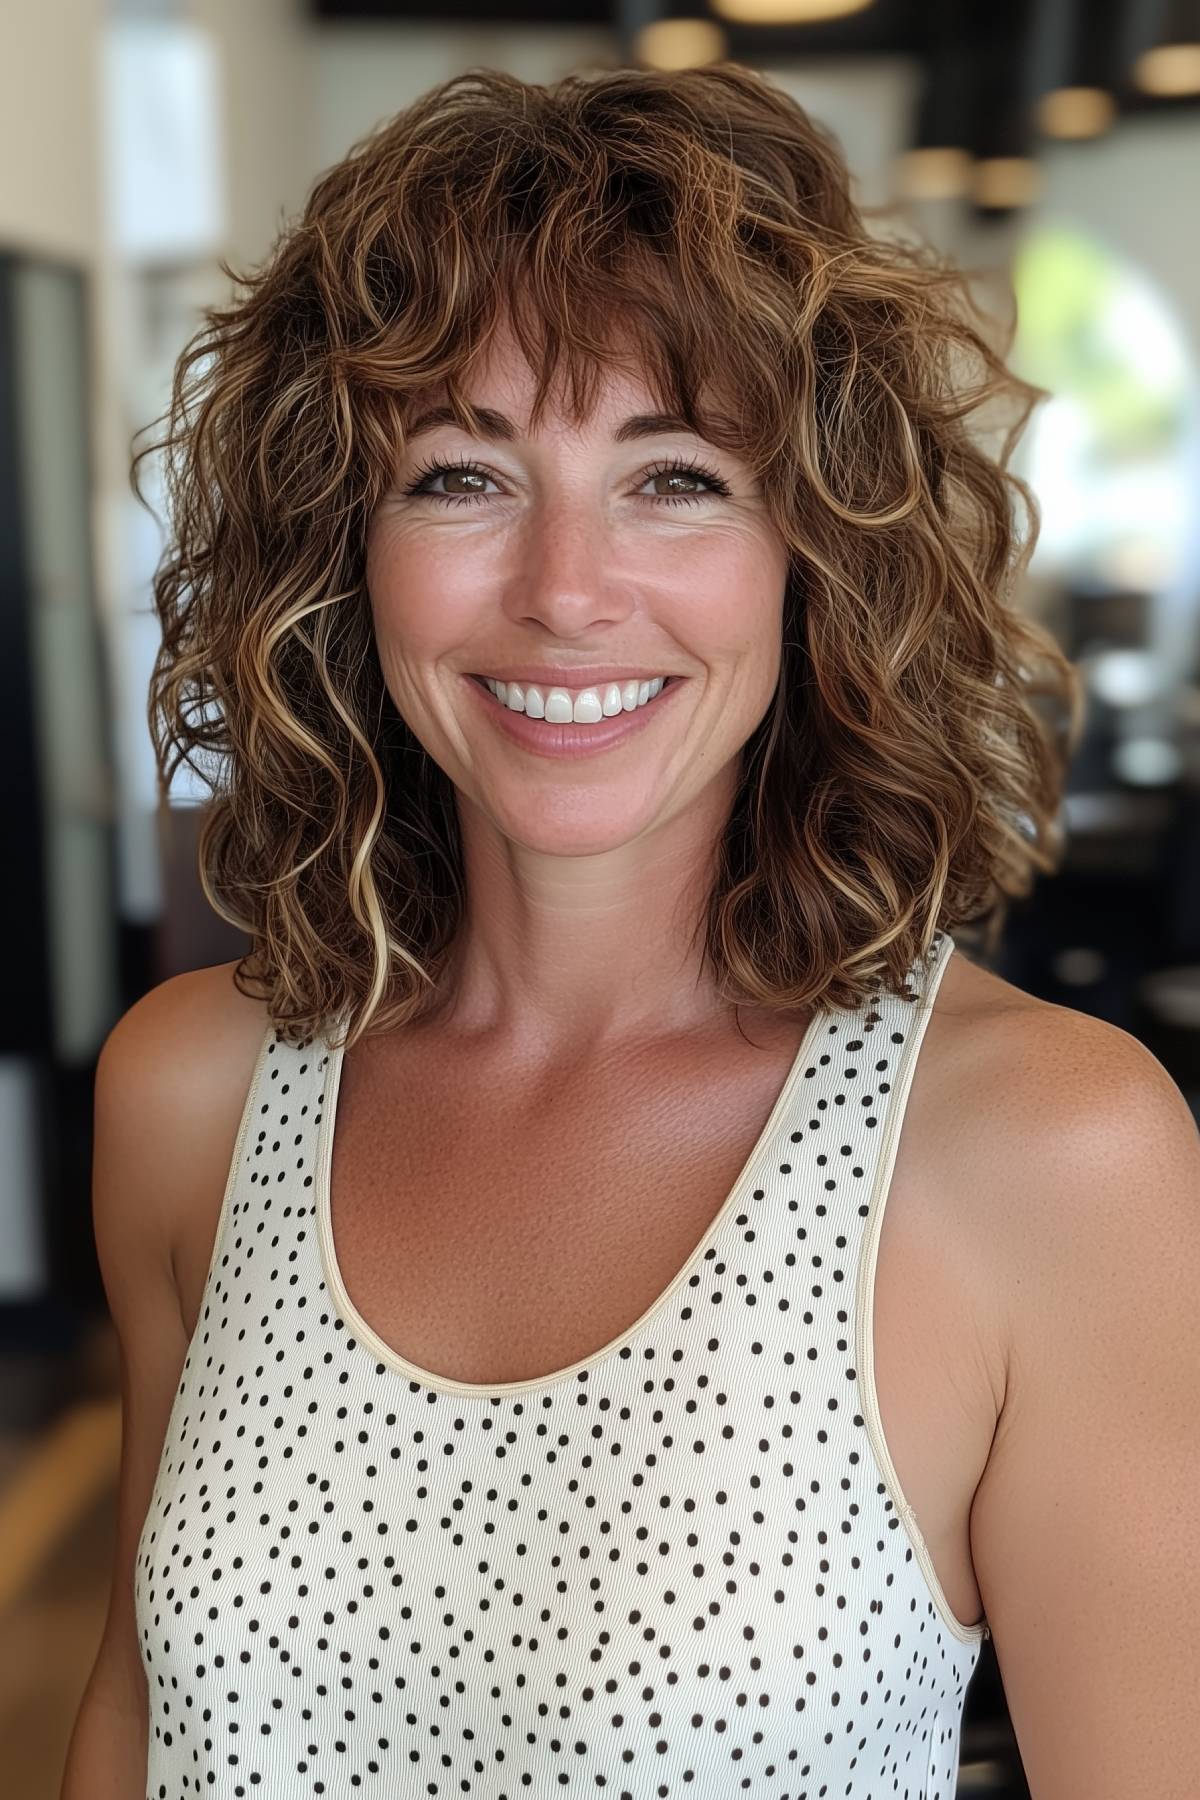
325, 1026, 994, 1634
330, 1033, 804, 1380
175, 1012, 998, 1641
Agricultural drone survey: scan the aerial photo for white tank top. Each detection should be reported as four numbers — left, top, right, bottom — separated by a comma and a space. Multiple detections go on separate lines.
136, 926, 988, 1798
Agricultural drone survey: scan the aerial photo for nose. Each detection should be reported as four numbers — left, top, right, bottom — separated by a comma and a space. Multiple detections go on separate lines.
503, 502, 635, 634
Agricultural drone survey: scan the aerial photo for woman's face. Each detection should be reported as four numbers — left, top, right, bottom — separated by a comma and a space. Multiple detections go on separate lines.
365, 321, 791, 857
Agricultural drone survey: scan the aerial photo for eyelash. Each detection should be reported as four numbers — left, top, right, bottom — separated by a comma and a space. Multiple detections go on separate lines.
401, 452, 732, 508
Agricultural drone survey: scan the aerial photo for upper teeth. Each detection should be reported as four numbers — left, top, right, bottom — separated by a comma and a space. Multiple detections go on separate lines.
482, 676, 668, 723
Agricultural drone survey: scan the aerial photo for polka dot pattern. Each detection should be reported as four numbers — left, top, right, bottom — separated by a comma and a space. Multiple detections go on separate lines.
135, 928, 986, 1798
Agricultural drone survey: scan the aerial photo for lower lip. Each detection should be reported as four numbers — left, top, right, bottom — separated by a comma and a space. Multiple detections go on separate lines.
462, 675, 685, 758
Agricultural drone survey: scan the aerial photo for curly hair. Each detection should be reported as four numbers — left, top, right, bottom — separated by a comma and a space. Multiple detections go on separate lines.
136, 60, 1085, 1051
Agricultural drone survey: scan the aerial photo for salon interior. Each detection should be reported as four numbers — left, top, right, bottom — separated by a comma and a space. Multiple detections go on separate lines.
2, 1, 1199, 1793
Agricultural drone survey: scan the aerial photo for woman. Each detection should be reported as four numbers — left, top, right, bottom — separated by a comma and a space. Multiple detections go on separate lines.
65, 61, 1199, 1800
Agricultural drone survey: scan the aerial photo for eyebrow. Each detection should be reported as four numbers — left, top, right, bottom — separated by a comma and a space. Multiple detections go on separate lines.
404, 404, 700, 444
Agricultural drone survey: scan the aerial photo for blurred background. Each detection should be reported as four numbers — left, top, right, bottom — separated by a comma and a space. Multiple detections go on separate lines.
2, 0, 1199, 1792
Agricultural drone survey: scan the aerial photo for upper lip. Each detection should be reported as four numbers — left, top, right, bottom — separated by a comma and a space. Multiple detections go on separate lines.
470, 667, 678, 688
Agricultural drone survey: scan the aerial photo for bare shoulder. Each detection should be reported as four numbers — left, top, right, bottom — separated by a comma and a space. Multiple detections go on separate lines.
944, 941, 1199, 1365
931, 942, 1196, 1222
914, 941, 1198, 1380
926, 938, 1090, 1093
932, 949, 1200, 1794
99, 957, 272, 1137
97, 959, 274, 1302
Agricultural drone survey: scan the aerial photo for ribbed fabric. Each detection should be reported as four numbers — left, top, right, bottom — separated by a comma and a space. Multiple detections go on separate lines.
136, 927, 987, 1799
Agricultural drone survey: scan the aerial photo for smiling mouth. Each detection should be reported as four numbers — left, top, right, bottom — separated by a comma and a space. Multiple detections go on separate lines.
469, 673, 675, 718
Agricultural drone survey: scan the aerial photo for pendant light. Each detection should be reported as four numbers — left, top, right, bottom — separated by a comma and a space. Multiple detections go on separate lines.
708, 0, 875, 21
1132, 1, 1200, 96
1032, 0, 1124, 140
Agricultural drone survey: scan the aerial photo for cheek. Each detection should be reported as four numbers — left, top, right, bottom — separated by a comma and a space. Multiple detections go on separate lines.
661, 538, 788, 660
365, 529, 483, 658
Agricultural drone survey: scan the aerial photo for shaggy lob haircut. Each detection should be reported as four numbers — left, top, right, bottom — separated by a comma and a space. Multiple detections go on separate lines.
138, 61, 1084, 1050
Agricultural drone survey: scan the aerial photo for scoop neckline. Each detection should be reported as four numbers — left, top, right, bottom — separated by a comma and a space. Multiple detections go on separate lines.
312, 997, 838, 1399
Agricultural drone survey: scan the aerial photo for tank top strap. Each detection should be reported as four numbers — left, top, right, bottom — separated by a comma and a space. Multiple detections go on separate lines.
186, 1018, 335, 1367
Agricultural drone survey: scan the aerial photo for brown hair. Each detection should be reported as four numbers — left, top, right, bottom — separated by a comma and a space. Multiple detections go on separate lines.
136, 60, 1084, 1050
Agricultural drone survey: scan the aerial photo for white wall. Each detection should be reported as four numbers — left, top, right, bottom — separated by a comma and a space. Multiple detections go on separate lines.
0, 0, 104, 262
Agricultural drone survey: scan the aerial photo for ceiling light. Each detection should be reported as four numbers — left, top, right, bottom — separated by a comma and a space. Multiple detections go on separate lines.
1131, 0, 1200, 95
897, 147, 972, 201
708, 0, 876, 22
634, 18, 726, 68
1037, 86, 1117, 139
973, 157, 1043, 210
1133, 41, 1200, 95
1031, 0, 1123, 142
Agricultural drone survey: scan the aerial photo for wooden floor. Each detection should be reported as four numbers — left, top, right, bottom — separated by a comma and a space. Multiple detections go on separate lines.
0, 1315, 1028, 1800
0, 1319, 120, 1799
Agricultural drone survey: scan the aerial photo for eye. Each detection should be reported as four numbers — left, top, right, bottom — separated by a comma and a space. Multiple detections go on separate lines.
401, 453, 732, 508
401, 453, 496, 506
640, 457, 733, 506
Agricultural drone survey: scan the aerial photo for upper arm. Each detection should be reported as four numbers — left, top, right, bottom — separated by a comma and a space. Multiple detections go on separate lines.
85, 963, 265, 1714
969, 1016, 1200, 1799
